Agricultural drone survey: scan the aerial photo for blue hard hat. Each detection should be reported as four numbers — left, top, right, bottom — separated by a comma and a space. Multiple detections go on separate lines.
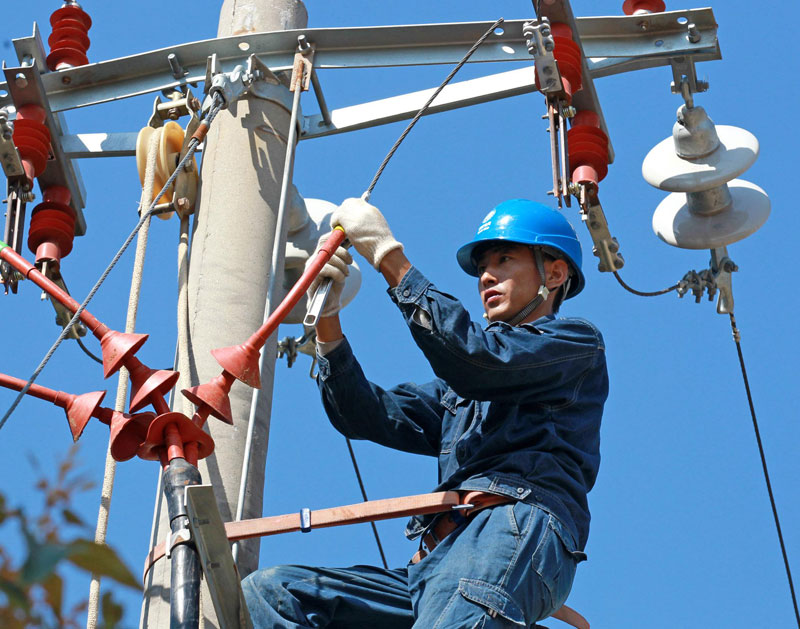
456, 199, 585, 299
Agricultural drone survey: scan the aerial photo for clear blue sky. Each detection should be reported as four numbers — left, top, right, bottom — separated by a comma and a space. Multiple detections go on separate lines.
2, 1, 798, 627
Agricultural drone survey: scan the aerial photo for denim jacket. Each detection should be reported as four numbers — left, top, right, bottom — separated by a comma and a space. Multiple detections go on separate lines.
316, 266, 608, 550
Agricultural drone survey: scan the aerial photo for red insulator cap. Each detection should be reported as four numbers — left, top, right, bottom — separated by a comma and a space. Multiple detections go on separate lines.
12, 105, 51, 185
623, 0, 666, 15
46, 4, 92, 71
28, 186, 76, 266
567, 111, 610, 186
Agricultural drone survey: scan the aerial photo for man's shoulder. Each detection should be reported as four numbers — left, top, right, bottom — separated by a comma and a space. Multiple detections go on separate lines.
526, 316, 605, 348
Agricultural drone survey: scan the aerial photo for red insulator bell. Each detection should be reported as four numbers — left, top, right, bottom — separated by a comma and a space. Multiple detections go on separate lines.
28, 186, 76, 268
567, 110, 610, 186
622, 0, 666, 15
46, 3, 93, 71
550, 22, 583, 100
12, 105, 51, 187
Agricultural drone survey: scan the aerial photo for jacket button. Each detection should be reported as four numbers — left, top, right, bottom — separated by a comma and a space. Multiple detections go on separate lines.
516, 487, 524, 494
402, 288, 411, 297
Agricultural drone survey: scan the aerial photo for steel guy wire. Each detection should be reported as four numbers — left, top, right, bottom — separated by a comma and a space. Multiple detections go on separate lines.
728, 313, 800, 627
0, 94, 225, 433
364, 18, 504, 200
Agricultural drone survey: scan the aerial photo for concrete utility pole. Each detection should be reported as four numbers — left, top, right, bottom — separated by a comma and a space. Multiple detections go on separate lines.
140, 1, 308, 627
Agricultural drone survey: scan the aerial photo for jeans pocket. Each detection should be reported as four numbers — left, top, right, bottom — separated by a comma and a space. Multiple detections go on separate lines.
530, 516, 578, 614
453, 579, 526, 627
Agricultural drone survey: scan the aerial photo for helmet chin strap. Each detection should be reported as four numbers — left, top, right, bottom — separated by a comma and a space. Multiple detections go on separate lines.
507, 248, 550, 327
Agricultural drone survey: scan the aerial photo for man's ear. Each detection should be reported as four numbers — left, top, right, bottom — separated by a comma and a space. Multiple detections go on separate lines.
546, 259, 570, 291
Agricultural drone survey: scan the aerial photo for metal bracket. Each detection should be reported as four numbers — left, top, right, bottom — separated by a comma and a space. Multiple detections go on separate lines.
185, 485, 254, 629
0, 108, 25, 182
524, 17, 561, 94
709, 246, 736, 314
576, 185, 624, 273
677, 246, 736, 314
669, 55, 708, 109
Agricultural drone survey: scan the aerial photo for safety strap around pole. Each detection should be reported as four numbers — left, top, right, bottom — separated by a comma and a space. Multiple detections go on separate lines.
143, 491, 461, 580
142, 489, 589, 629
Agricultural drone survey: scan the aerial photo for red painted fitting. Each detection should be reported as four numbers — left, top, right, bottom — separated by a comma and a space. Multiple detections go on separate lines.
97, 408, 156, 462
138, 412, 215, 462
0, 371, 105, 441
536, 22, 583, 100
0, 246, 153, 378
12, 105, 51, 187
622, 0, 666, 15
126, 356, 180, 414
184, 441, 199, 467
567, 110, 610, 186
183, 228, 349, 425
182, 371, 236, 425
46, 3, 93, 71
28, 186, 76, 269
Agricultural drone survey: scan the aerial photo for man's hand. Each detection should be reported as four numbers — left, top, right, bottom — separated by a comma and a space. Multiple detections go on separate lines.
306, 234, 353, 318
330, 197, 403, 270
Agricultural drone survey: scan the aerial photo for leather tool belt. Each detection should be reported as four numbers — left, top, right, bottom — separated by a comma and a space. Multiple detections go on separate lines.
411, 491, 514, 564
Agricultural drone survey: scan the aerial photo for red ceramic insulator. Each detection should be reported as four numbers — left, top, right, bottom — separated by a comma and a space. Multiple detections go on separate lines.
46, 3, 93, 71
567, 110, 610, 186
13, 105, 51, 186
28, 186, 76, 268
551, 22, 583, 100
622, 0, 666, 15
126, 356, 180, 414
182, 371, 236, 425
0, 371, 105, 441
96, 408, 155, 462
137, 412, 215, 463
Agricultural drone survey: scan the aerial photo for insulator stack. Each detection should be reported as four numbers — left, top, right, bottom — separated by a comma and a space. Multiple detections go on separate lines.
28, 186, 76, 269
12, 105, 51, 188
623, 0, 666, 15
46, 2, 92, 71
549, 23, 582, 99
642, 105, 770, 249
567, 110, 609, 186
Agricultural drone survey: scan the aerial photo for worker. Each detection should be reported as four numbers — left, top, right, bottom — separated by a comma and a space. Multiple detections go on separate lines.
242, 197, 608, 627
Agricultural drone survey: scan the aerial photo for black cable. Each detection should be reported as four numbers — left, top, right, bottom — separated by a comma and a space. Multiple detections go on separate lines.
344, 437, 389, 569
728, 313, 800, 627
75, 335, 103, 365
613, 270, 679, 297
365, 18, 504, 198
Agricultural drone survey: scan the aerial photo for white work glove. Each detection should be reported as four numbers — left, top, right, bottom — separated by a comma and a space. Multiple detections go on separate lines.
306, 234, 353, 318
330, 197, 403, 270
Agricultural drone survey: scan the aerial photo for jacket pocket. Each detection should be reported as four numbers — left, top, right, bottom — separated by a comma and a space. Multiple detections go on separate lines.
439, 387, 469, 454
457, 579, 526, 626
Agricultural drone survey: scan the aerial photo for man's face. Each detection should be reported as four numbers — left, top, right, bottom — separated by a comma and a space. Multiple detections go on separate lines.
475, 243, 544, 323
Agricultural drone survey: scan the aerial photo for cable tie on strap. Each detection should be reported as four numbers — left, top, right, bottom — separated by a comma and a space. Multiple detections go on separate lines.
299, 507, 312, 533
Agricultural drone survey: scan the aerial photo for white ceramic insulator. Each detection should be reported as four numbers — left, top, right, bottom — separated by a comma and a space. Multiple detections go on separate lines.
652, 179, 770, 249
282, 197, 361, 323
642, 125, 759, 193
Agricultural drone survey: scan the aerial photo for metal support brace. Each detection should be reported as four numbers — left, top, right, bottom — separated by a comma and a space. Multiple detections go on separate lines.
1, 13, 720, 115
185, 485, 254, 629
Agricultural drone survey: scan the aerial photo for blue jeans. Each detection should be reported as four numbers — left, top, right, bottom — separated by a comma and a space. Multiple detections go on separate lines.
242, 503, 580, 628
